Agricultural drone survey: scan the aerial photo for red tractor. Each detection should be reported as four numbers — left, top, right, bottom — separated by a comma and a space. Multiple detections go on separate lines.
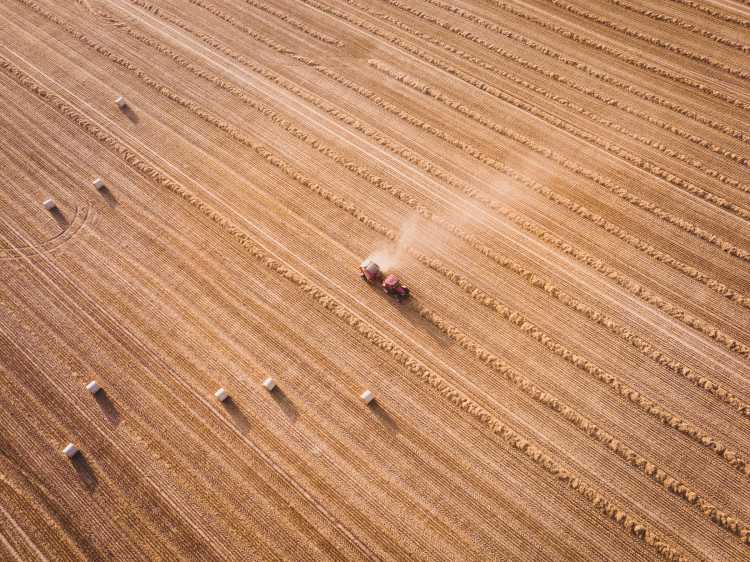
360, 259, 410, 302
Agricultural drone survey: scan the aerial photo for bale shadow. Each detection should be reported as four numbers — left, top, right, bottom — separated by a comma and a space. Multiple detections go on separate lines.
94, 390, 120, 427
370, 400, 399, 435
271, 388, 298, 423
72, 454, 98, 493
121, 105, 139, 124
49, 207, 69, 229
97, 186, 118, 208
222, 397, 250, 434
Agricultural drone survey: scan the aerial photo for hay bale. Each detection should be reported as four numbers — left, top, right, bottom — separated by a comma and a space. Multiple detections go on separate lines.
63, 443, 78, 458
261, 377, 276, 391
214, 388, 229, 402
360, 390, 374, 404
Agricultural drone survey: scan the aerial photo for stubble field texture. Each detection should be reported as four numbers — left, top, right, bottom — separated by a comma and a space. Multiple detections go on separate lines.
1, 0, 749, 560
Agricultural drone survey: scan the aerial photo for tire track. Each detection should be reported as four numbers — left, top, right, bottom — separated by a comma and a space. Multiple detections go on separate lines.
0, 172, 375, 561
0, 203, 89, 260
0, 41, 688, 562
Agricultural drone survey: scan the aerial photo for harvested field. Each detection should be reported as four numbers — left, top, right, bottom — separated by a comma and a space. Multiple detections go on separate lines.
1, 0, 749, 559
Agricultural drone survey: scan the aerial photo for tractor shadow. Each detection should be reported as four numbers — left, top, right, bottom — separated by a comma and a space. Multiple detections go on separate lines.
121, 105, 139, 124
97, 186, 118, 208
360, 279, 452, 347
94, 390, 121, 427
72, 454, 98, 493
369, 400, 398, 435
270, 388, 298, 423
222, 397, 250, 434
391, 298, 454, 348
49, 207, 69, 229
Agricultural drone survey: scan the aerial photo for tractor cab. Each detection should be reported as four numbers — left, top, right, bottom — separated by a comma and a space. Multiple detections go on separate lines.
382, 274, 410, 302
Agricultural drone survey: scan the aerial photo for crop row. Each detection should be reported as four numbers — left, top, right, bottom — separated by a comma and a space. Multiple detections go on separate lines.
540, 0, 750, 80
237, 0, 344, 47
292, 0, 750, 277
411, 249, 750, 473
367, 56, 750, 248
1, 88, 470, 556
116, 0, 750, 382
89, 4, 750, 493
604, 0, 750, 53
353, 3, 750, 222
0, 10, 612, 552
143, 0, 750, 369
33, 0, 750, 532
0, 40, 684, 561
30, 0, 750, 537
412, 300, 750, 543
380, 0, 750, 194
9, 21, 747, 541
667, 0, 750, 27
432, 0, 750, 144
416, 1, 750, 169
463, 0, 750, 111
365, 60, 750, 316
281, 60, 750, 329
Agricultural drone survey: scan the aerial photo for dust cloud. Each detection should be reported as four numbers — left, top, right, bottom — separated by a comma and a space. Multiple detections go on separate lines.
365, 215, 419, 272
